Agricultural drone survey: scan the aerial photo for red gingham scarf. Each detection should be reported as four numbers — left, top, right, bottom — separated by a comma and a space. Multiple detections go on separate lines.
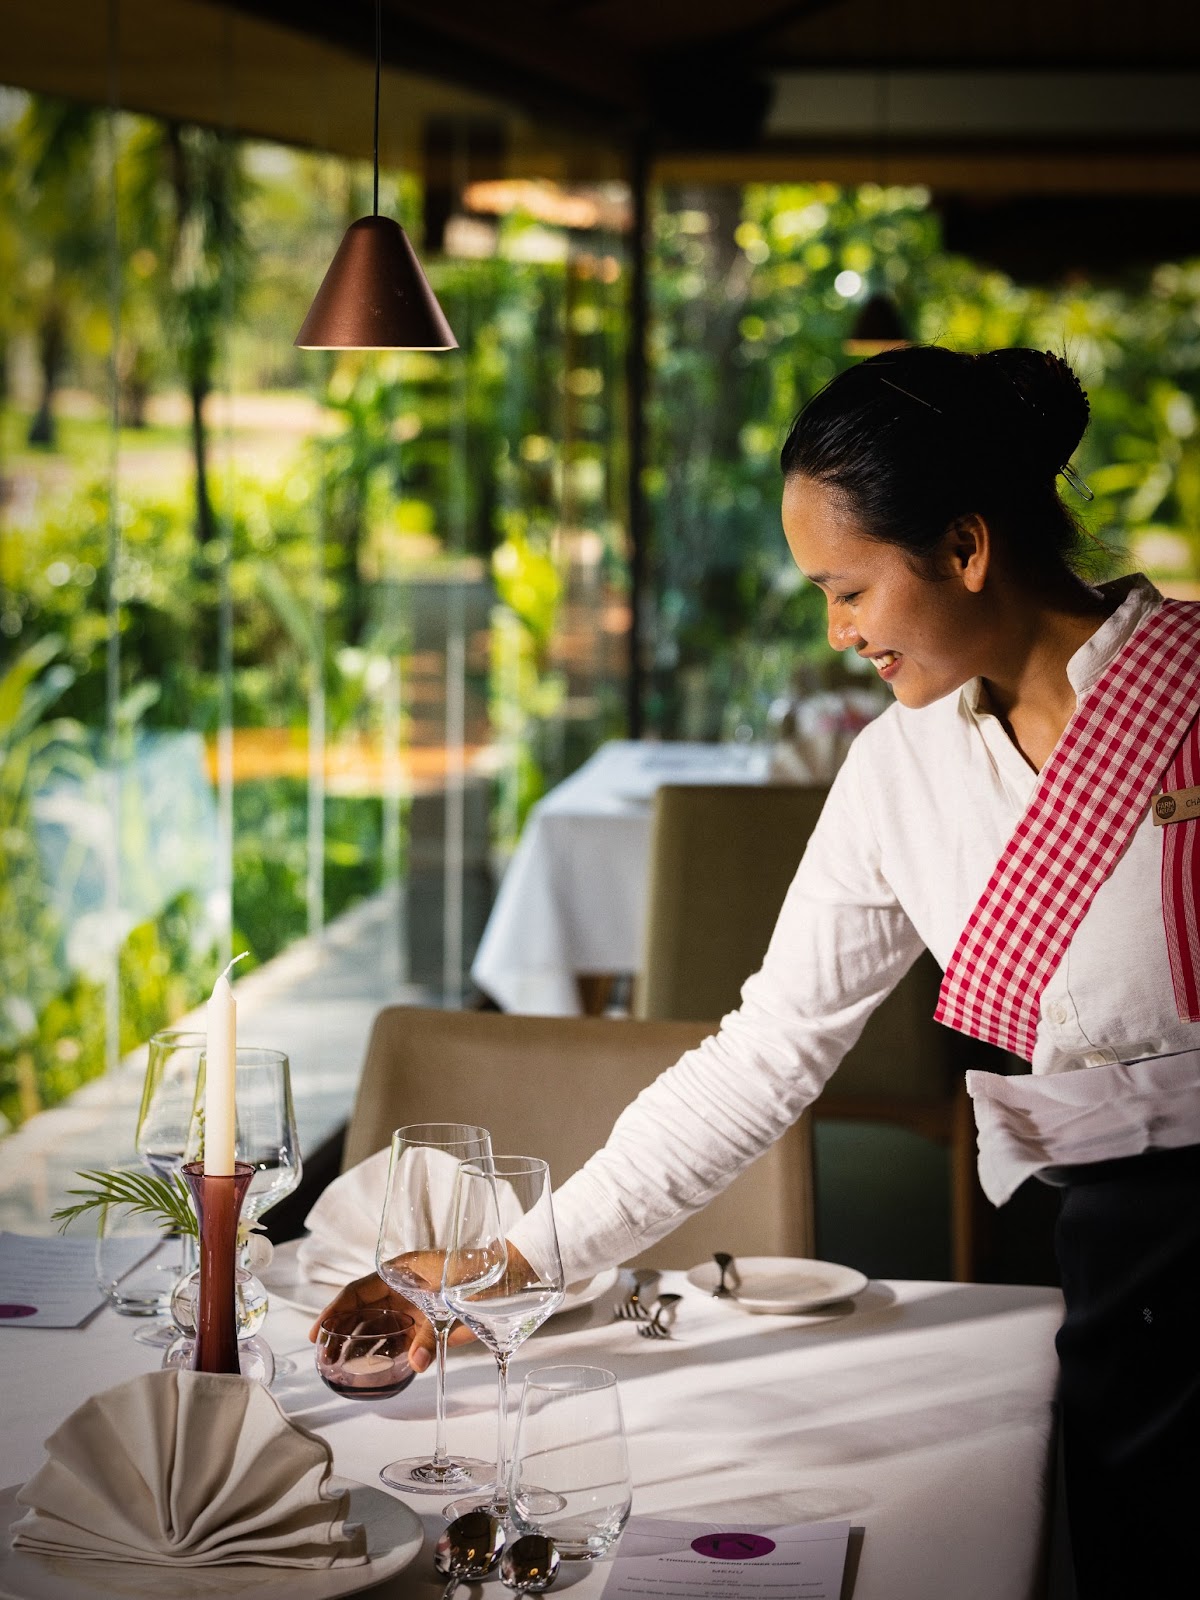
935, 599, 1200, 1061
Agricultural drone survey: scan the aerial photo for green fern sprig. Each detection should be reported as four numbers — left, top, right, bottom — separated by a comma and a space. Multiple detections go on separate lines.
53, 1168, 198, 1238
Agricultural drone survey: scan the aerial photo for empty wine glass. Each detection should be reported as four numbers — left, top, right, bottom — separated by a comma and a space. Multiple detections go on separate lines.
374, 1122, 494, 1495
131, 1030, 205, 1347
442, 1156, 566, 1522
184, 1046, 302, 1376
187, 1047, 302, 1225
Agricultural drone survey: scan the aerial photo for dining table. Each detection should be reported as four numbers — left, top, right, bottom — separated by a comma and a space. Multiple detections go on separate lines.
1, 1265, 1065, 1599
471, 741, 775, 1015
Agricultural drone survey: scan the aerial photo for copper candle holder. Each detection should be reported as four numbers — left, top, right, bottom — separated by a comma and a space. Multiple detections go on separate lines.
181, 1160, 253, 1375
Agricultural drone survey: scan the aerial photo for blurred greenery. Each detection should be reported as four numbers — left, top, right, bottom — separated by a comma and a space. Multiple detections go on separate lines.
3, 86, 1200, 1131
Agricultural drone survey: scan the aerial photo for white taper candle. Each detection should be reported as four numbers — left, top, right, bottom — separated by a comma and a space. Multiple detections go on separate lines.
203, 954, 247, 1176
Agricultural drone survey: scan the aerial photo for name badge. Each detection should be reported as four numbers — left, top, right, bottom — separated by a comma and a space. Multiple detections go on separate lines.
1152, 783, 1200, 825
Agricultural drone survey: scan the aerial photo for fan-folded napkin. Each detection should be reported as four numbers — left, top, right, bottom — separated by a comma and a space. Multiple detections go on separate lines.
298, 1147, 559, 1289
12, 1368, 367, 1567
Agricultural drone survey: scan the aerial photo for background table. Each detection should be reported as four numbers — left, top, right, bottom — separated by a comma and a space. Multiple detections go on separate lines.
1, 1272, 1064, 1599
472, 741, 773, 1014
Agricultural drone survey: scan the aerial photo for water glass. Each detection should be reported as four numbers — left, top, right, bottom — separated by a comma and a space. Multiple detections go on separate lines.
95, 1173, 180, 1317
508, 1365, 632, 1560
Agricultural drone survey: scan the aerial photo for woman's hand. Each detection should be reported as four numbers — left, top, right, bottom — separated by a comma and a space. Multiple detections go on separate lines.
307, 1269, 477, 1373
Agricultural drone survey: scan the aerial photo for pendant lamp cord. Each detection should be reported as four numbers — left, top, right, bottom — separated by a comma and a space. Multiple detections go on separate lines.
372, 0, 381, 216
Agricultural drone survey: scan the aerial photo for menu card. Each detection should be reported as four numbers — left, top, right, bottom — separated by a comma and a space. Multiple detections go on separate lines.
601, 1516, 850, 1598
0, 1231, 156, 1328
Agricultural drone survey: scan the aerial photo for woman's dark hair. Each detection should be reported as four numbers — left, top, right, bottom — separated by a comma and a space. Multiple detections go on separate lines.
779, 346, 1091, 577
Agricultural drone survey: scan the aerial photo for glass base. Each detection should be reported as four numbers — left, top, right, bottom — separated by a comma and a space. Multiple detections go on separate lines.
161, 1332, 276, 1386
442, 1488, 506, 1523
379, 1456, 492, 1496
132, 1316, 181, 1348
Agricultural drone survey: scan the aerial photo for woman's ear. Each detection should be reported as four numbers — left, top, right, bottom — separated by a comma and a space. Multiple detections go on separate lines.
942, 513, 990, 593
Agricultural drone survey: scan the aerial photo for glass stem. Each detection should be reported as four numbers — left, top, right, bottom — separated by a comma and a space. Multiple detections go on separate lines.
179, 1229, 197, 1277
431, 1320, 452, 1469
493, 1351, 511, 1511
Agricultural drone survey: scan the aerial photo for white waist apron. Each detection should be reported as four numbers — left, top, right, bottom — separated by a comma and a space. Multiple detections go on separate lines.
967, 1048, 1200, 1204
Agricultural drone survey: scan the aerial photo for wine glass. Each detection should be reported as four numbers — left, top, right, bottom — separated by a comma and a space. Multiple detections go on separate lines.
131, 1030, 205, 1347
442, 1156, 566, 1521
184, 1047, 302, 1375
374, 1122, 494, 1494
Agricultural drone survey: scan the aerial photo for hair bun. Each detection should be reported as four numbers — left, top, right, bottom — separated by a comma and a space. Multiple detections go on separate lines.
980, 348, 1090, 476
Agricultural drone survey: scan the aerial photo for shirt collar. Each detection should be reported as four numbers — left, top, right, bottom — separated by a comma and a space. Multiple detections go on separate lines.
963, 573, 1163, 719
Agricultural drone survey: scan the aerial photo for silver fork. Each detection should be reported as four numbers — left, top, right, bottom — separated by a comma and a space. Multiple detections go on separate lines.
637, 1293, 682, 1339
613, 1269, 660, 1321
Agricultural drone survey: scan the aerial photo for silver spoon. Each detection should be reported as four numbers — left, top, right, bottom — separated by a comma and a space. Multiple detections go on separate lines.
500, 1533, 562, 1593
712, 1251, 736, 1297
434, 1511, 505, 1598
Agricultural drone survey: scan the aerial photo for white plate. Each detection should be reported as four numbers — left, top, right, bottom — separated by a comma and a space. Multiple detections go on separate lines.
261, 1239, 619, 1322
686, 1256, 868, 1314
0, 1480, 422, 1600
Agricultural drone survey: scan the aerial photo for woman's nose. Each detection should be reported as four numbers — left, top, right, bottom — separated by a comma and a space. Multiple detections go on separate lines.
826, 612, 860, 652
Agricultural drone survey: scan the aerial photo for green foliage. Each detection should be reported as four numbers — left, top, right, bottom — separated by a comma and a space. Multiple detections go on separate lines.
53, 1166, 196, 1238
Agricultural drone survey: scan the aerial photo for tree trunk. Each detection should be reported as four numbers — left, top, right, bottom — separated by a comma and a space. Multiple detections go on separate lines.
27, 304, 65, 449
190, 375, 214, 546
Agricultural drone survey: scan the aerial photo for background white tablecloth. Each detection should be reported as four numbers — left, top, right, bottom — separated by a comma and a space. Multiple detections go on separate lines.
472, 742, 773, 1014
1, 1271, 1064, 1599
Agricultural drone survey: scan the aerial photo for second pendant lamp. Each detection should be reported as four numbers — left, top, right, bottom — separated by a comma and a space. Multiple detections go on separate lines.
295, 1, 457, 352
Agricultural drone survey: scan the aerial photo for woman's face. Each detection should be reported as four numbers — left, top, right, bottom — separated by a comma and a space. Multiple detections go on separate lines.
781, 474, 987, 710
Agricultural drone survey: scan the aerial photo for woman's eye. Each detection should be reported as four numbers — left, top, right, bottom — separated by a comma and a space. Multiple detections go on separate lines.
836, 591, 861, 605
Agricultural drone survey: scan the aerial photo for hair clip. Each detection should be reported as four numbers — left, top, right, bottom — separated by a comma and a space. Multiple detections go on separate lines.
1059, 460, 1094, 501
878, 377, 943, 413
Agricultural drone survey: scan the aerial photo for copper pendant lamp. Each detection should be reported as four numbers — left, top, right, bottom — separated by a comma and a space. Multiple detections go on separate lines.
295, 0, 457, 351
844, 292, 911, 357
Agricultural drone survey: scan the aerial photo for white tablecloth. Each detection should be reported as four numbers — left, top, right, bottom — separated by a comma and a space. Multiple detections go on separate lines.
1, 1273, 1063, 1599
472, 742, 773, 1014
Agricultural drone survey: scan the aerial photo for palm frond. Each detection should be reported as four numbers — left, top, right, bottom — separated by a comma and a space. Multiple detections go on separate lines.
53, 1168, 197, 1237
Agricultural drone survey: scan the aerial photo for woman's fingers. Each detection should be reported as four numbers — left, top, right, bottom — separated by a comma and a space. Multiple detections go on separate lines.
306, 1269, 479, 1370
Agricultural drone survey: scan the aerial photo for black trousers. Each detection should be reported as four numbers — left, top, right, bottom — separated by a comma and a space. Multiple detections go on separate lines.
1053, 1144, 1200, 1598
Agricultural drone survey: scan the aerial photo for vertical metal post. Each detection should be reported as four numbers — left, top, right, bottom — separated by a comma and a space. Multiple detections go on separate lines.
103, 0, 122, 1077
625, 133, 650, 740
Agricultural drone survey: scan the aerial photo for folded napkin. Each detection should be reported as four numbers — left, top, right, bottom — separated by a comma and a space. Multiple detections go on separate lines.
298, 1147, 559, 1289
12, 1368, 367, 1568
298, 1147, 391, 1286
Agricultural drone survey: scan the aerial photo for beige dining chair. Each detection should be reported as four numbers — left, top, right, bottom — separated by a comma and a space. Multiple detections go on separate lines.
635, 782, 980, 1280
342, 1005, 815, 1268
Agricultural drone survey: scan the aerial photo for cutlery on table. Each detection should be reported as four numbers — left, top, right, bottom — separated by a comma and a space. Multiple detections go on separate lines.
613, 1267, 660, 1321
434, 1510, 505, 1597
637, 1292, 682, 1340
500, 1534, 561, 1592
712, 1251, 736, 1298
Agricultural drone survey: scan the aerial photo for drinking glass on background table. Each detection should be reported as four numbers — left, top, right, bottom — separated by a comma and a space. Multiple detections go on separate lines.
375, 1122, 494, 1495
95, 1165, 181, 1317
131, 1030, 205, 1347
509, 1366, 632, 1561
442, 1156, 566, 1522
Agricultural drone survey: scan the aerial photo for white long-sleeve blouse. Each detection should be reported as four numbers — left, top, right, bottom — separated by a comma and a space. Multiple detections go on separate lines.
551, 574, 1200, 1284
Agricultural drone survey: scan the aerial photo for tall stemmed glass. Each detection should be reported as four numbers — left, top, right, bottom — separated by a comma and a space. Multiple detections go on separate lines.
132, 1030, 205, 1347
375, 1123, 494, 1494
184, 1047, 302, 1375
442, 1156, 566, 1521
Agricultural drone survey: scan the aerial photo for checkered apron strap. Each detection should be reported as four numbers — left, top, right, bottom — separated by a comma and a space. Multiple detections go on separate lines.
1162, 710, 1200, 1024
935, 600, 1200, 1060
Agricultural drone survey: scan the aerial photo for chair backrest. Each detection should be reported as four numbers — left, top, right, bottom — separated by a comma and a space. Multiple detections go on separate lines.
636, 782, 965, 1100
343, 1006, 814, 1267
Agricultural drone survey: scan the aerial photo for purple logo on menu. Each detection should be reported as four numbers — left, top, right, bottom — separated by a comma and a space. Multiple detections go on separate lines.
690, 1533, 777, 1560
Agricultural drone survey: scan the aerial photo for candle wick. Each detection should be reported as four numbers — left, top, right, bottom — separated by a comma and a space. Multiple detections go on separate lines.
219, 951, 249, 985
